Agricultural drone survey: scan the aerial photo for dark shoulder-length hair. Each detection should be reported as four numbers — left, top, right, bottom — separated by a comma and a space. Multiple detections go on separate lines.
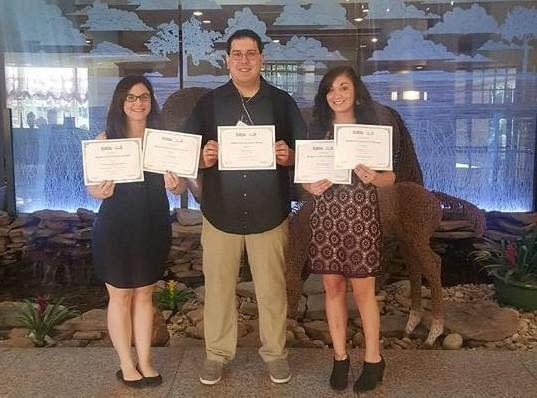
105, 76, 160, 139
311, 66, 372, 138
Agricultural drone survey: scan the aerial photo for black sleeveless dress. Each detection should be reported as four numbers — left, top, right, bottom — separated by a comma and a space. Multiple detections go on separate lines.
92, 172, 171, 288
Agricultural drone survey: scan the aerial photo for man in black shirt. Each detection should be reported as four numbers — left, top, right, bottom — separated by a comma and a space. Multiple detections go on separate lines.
184, 29, 306, 386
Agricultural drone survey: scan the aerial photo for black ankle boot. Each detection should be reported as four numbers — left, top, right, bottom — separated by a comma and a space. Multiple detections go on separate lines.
353, 356, 385, 393
329, 355, 350, 391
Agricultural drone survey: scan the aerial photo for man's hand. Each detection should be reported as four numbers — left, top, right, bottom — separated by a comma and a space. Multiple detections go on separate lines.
275, 140, 294, 166
200, 140, 218, 169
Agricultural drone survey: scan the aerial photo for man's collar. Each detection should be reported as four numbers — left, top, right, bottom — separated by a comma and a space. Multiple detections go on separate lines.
221, 77, 271, 98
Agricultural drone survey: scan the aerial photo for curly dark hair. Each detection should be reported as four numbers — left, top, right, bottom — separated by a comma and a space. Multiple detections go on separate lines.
105, 76, 160, 139
311, 66, 372, 137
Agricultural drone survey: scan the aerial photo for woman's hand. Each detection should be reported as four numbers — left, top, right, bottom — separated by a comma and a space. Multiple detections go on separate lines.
87, 180, 115, 200
200, 140, 218, 168
302, 179, 333, 196
164, 172, 187, 195
354, 164, 395, 187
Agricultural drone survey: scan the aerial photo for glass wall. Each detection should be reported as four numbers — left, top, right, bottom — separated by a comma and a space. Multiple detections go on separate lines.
1, 0, 535, 213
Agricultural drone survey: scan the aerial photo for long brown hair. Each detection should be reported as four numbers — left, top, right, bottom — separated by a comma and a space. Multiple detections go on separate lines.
311, 66, 372, 137
105, 76, 160, 139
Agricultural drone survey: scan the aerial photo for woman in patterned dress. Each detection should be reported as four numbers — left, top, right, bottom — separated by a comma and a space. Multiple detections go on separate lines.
302, 66, 397, 393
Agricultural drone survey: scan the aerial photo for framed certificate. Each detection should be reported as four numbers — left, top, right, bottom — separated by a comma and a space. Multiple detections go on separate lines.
217, 125, 276, 170
82, 138, 144, 185
142, 128, 202, 179
334, 124, 393, 171
294, 140, 351, 184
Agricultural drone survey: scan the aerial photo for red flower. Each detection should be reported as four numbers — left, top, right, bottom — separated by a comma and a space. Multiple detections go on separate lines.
36, 296, 48, 317
505, 243, 517, 269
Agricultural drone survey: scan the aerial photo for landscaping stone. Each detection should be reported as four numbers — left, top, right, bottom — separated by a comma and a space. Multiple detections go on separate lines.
73, 331, 102, 340
380, 314, 407, 338
186, 309, 204, 325
58, 309, 107, 332
239, 301, 258, 317
236, 281, 256, 299
175, 209, 202, 226
442, 333, 463, 350
0, 301, 26, 328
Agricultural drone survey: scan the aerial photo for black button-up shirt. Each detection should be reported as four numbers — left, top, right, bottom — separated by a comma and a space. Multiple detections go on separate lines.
184, 79, 307, 234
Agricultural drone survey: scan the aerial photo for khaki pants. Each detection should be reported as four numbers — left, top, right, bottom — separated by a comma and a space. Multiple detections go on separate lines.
201, 217, 289, 363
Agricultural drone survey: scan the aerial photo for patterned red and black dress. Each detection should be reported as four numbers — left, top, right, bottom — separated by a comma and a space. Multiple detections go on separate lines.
308, 175, 382, 278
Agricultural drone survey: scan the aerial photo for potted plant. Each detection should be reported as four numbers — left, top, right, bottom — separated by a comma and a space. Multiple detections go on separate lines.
471, 227, 537, 311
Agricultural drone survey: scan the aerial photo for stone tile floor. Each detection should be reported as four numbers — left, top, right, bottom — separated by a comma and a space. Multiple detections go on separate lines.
0, 347, 535, 397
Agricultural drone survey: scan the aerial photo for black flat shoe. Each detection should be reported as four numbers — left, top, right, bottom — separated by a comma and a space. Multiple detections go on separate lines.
353, 355, 385, 393
115, 370, 146, 388
330, 355, 350, 391
136, 364, 163, 387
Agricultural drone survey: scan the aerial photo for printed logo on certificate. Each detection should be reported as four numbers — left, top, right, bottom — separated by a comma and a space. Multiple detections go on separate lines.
142, 128, 202, 179
294, 140, 351, 184
217, 125, 276, 171
82, 138, 144, 185
334, 124, 393, 171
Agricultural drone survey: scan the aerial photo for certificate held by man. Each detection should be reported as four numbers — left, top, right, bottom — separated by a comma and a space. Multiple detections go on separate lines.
142, 128, 202, 179
217, 125, 276, 170
82, 138, 143, 185
294, 140, 351, 184
334, 124, 393, 171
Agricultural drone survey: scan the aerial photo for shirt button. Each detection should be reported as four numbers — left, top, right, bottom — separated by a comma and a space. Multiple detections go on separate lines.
243, 193, 247, 197
242, 225, 247, 230
243, 211, 248, 215
242, 174, 247, 178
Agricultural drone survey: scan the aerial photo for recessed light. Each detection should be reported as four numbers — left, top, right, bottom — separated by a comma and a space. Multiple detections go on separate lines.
363, 9, 369, 13
193, 11, 203, 16
202, 20, 211, 24
354, 17, 363, 22
371, 37, 378, 43
272, 39, 280, 43
416, 65, 424, 70
360, 44, 367, 48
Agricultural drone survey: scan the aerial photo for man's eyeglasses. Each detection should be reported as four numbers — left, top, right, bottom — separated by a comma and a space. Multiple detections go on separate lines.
229, 50, 260, 61
125, 93, 151, 103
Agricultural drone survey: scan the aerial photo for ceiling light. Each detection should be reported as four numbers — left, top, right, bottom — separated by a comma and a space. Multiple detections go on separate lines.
354, 17, 363, 22
272, 39, 280, 43
371, 37, 378, 43
202, 20, 211, 24
193, 11, 203, 16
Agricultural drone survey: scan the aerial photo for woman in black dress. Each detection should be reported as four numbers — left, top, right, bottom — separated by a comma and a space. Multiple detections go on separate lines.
303, 66, 410, 393
88, 76, 186, 387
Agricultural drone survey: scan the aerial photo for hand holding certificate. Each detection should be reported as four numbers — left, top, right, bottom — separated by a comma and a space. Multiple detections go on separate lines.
294, 140, 351, 184
82, 138, 144, 185
218, 125, 276, 170
334, 124, 393, 171
142, 128, 202, 178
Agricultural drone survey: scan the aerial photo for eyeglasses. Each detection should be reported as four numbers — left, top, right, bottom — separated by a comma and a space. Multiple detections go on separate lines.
229, 50, 260, 61
125, 93, 151, 103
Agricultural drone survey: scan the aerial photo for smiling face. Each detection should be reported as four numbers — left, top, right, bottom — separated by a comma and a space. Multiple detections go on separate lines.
326, 73, 356, 116
122, 83, 151, 122
226, 37, 263, 89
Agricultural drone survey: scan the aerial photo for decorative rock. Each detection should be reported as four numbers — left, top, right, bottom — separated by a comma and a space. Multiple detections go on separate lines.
352, 331, 363, 348
172, 223, 201, 237
152, 311, 169, 346
175, 209, 202, 226
186, 309, 204, 325
73, 331, 102, 340
380, 314, 407, 338
302, 274, 325, 296
442, 333, 463, 350
303, 321, 332, 344
0, 301, 26, 328
194, 286, 205, 303
161, 310, 173, 321
186, 323, 204, 340
236, 281, 256, 299
296, 295, 307, 319
237, 322, 251, 338
239, 301, 258, 317
58, 309, 107, 332
306, 292, 358, 320
428, 302, 519, 342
